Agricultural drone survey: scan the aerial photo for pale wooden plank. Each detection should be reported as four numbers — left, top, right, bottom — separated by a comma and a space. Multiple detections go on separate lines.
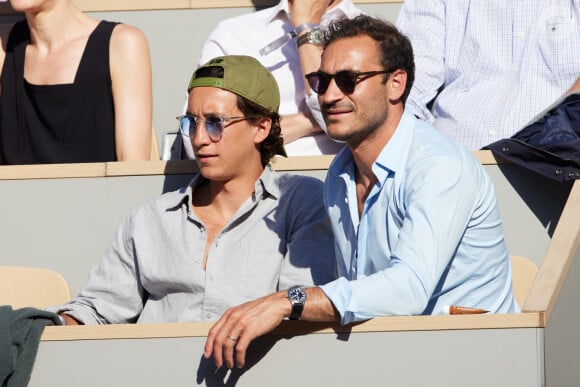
74, 0, 190, 12
272, 312, 545, 336
0, 0, 402, 14
270, 155, 334, 171
524, 180, 580, 318
104, 160, 197, 176
205, 0, 404, 7
41, 312, 544, 341
271, 151, 501, 170
0, 163, 106, 180
0, 152, 515, 180
474, 149, 509, 165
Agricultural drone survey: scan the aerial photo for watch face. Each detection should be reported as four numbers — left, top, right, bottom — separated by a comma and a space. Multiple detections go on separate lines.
309, 28, 324, 46
288, 286, 307, 303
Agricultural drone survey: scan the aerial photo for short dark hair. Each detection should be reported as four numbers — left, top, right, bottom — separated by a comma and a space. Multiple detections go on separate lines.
236, 95, 283, 166
323, 15, 415, 104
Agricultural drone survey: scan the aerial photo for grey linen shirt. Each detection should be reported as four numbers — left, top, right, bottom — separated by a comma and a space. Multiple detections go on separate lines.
49, 166, 336, 324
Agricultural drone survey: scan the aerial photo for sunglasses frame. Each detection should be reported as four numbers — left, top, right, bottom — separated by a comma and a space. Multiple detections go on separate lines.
176, 114, 258, 142
306, 70, 391, 95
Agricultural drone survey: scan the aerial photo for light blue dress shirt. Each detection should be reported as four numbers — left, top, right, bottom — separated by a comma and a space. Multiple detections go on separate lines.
397, 0, 580, 150
320, 112, 519, 325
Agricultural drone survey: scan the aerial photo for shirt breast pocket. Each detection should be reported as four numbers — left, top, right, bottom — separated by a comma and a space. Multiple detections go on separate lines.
537, 12, 580, 86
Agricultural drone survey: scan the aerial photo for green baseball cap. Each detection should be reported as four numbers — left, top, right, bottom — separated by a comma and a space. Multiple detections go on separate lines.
188, 55, 280, 113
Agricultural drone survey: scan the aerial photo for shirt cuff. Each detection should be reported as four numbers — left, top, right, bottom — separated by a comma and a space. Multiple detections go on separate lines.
319, 277, 357, 325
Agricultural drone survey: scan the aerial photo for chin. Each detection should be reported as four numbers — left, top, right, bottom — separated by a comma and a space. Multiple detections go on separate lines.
197, 165, 215, 178
198, 165, 228, 182
326, 126, 350, 143
8, 0, 41, 12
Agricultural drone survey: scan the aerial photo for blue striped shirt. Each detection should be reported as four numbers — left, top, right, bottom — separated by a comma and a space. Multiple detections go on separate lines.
397, 0, 580, 150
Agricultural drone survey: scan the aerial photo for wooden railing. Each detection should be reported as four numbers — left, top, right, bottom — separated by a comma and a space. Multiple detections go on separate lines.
0, 0, 403, 14
0, 151, 498, 180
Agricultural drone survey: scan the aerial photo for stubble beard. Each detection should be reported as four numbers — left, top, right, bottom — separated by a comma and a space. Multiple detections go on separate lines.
326, 107, 387, 148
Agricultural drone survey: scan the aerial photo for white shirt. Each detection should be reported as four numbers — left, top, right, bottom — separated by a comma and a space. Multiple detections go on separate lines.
195, 0, 362, 156
397, 0, 580, 150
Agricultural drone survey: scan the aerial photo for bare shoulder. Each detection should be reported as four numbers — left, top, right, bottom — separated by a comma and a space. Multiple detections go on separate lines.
108, 23, 151, 76
109, 23, 149, 52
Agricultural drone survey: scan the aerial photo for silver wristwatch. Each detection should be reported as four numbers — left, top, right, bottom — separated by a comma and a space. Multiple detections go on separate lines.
287, 286, 307, 320
297, 27, 324, 48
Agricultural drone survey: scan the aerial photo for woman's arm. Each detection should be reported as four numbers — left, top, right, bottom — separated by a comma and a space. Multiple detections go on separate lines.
109, 24, 153, 161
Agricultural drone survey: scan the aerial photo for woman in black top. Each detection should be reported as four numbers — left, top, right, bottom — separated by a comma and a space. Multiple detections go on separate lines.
0, 0, 152, 164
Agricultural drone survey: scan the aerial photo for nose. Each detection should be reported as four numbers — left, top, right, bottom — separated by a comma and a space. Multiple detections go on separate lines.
319, 77, 344, 105
192, 119, 211, 148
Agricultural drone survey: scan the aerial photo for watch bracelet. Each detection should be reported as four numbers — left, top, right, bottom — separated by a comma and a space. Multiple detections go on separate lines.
297, 29, 322, 48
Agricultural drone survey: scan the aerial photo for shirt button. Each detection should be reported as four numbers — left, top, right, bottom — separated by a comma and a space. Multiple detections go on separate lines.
489, 130, 497, 137
517, 31, 525, 38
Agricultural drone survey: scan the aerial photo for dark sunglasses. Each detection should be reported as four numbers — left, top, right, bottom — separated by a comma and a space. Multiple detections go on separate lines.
305, 70, 390, 94
176, 115, 257, 142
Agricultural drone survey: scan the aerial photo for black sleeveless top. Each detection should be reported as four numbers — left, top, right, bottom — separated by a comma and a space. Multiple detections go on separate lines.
0, 20, 118, 164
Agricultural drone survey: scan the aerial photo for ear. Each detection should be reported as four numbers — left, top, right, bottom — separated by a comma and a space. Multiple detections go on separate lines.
387, 69, 407, 103
253, 117, 272, 145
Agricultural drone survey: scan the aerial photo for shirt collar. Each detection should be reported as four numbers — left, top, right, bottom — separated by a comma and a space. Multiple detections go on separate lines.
329, 144, 355, 180
372, 111, 416, 186
162, 165, 281, 211
255, 164, 282, 200
329, 111, 417, 186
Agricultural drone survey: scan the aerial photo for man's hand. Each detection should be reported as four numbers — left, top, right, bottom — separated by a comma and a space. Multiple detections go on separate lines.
59, 313, 81, 325
289, 0, 334, 26
203, 291, 290, 369
204, 287, 338, 369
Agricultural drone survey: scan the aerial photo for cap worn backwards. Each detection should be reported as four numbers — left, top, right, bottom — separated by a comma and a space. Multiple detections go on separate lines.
188, 55, 280, 114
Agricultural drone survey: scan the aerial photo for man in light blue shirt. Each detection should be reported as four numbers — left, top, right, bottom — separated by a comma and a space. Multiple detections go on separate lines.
204, 15, 519, 370
397, 0, 580, 150
320, 106, 517, 324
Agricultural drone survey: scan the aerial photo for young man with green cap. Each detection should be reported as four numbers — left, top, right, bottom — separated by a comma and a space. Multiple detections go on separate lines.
50, 55, 336, 325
